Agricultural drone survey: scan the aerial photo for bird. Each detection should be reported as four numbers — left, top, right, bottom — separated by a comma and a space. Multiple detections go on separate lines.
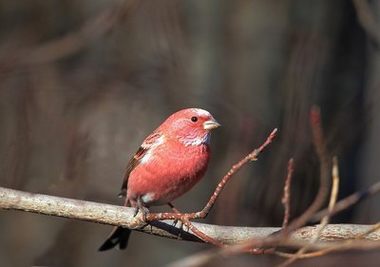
98, 108, 220, 251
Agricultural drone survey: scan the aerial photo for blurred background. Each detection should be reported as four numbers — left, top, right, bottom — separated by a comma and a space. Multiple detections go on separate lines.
0, 0, 379, 266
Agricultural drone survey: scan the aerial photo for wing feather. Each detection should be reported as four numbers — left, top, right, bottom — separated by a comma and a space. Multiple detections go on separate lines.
118, 132, 162, 197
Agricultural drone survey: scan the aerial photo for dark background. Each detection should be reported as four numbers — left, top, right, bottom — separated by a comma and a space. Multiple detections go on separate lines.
0, 0, 379, 266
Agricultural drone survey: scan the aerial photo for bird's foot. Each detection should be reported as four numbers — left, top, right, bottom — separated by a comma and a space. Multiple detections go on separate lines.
133, 206, 150, 220
134, 197, 150, 221
167, 202, 189, 239
171, 219, 185, 239
172, 219, 183, 228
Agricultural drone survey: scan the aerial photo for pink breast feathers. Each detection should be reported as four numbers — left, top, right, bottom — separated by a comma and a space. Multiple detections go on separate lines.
126, 140, 210, 206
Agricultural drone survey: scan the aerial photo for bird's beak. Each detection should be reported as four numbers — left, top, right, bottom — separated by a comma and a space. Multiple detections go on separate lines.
203, 119, 221, 130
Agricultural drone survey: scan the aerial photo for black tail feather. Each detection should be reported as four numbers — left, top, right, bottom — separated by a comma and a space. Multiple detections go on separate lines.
98, 226, 132, 251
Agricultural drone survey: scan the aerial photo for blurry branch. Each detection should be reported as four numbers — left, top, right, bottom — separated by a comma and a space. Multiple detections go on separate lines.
352, 0, 380, 46
281, 158, 294, 228
317, 157, 340, 235
276, 224, 380, 261
278, 157, 340, 267
0, 186, 379, 245
168, 227, 380, 267
0, 0, 139, 70
311, 180, 380, 222
282, 106, 330, 233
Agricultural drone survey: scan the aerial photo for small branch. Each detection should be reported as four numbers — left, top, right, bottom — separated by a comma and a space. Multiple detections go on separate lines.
282, 158, 294, 228
357, 222, 380, 239
328, 157, 340, 215
315, 156, 340, 232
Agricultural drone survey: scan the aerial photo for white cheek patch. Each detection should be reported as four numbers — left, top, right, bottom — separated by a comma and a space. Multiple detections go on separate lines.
140, 135, 165, 164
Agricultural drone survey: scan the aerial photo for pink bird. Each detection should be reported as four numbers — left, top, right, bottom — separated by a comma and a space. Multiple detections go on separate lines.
99, 108, 220, 251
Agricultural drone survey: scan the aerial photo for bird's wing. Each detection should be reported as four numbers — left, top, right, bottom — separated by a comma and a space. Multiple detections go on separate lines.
118, 131, 162, 197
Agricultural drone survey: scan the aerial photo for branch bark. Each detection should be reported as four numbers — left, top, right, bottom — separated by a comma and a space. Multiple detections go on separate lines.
0, 186, 379, 244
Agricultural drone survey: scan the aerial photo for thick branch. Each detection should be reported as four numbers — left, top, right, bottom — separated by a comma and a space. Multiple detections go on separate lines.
0, 186, 379, 244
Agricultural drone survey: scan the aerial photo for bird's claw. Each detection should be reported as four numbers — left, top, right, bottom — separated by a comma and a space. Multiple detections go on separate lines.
133, 206, 150, 221
171, 219, 185, 239
172, 215, 194, 239
171, 219, 180, 227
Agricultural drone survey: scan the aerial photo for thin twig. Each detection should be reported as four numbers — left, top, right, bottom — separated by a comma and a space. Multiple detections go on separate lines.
356, 222, 380, 239
282, 158, 294, 228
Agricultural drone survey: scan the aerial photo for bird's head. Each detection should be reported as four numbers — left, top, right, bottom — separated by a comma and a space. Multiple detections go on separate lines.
160, 108, 220, 146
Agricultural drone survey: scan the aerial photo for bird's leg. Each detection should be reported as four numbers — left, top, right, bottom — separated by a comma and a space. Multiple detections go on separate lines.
167, 202, 184, 234
168, 203, 194, 233
167, 202, 180, 213
165, 203, 223, 246
133, 197, 150, 221
167, 202, 198, 240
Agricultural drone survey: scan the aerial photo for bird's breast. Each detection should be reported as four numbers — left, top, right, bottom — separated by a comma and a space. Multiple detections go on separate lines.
127, 142, 210, 205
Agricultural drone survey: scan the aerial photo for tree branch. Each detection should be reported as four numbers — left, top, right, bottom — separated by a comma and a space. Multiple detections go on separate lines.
0, 186, 379, 245
0, 0, 140, 72
352, 0, 380, 47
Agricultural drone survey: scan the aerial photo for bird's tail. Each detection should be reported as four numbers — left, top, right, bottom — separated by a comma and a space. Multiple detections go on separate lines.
98, 226, 132, 251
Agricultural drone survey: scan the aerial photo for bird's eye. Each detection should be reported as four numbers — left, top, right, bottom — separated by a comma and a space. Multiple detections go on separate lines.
191, 116, 198, 122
